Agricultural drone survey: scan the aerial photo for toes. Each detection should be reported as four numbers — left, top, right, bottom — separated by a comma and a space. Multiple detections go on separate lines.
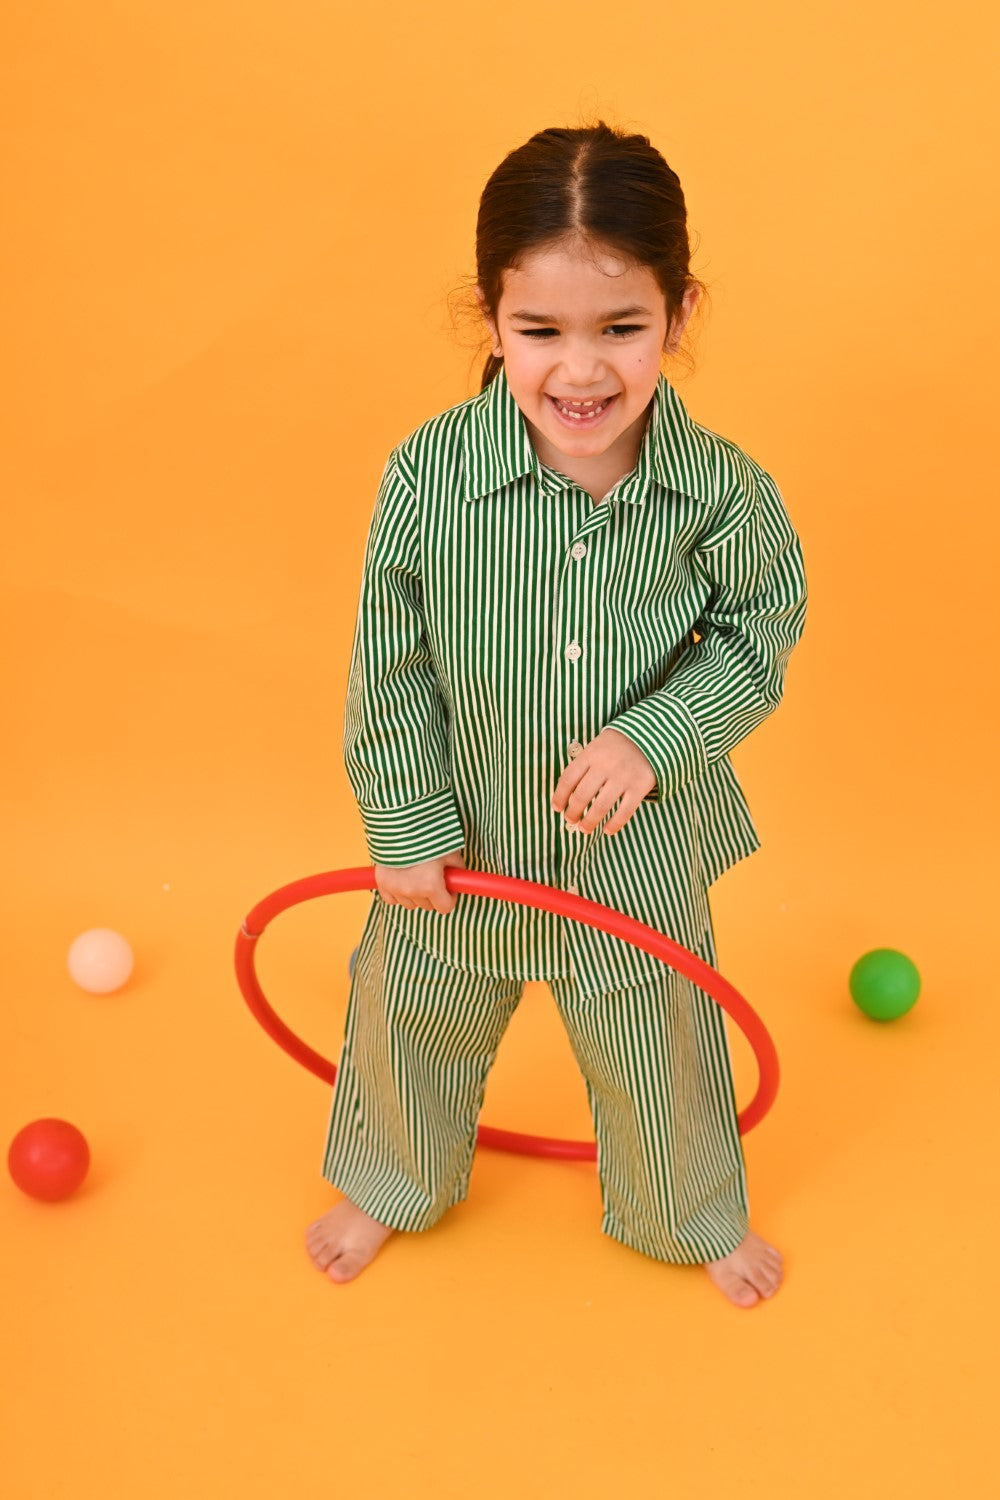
307, 1240, 338, 1272
754, 1264, 784, 1299
706, 1233, 785, 1306
305, 1220, 327, 1249
327, 1252, 362, 1284
724, 1273, 759, 1308
745, 1236, 784, 1295
305, 1223, 340, 1272
707, 1262, 760, 1308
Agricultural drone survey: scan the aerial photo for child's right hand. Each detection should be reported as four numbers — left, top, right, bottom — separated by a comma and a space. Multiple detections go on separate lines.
374, 850, 466, 914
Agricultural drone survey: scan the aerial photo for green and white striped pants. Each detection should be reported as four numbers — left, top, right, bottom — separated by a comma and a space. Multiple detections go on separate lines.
321, 898, 750, 1264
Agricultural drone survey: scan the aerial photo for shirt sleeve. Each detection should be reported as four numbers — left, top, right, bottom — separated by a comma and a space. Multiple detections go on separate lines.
343, 453, 466, 866
609, 465, 808, 801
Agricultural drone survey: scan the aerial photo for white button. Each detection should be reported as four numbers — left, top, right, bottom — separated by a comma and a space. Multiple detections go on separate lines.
566, 883, 579, 896
565, 641, 582, 662
567, 740, 584, 759
570, 541, 588, 561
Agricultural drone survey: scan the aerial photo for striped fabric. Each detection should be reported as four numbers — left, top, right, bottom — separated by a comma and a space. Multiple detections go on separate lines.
343, 365, 807, 995
323, 898, 751, 1263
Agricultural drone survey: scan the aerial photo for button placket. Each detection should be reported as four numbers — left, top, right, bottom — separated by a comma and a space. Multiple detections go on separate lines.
555, 494, 601, 875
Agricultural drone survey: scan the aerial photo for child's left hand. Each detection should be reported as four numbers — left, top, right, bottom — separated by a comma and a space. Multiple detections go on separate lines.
552, 728, 656, 836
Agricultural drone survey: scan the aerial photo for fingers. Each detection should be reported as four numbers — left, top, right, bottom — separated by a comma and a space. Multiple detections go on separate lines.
602, 790, 641, 836
559, 768, 603, 824
379, 886, 456, 914
556, 762, 644, 834
564, 782, 640, 836
556, 758, 622, 831
374, 853, 463, 914
553, 729, 656, 836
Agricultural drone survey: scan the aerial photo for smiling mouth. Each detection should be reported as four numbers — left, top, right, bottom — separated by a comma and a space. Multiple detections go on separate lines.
548, 393, 618, 422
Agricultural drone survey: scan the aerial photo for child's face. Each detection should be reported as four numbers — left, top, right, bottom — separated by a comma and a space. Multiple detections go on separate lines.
479, 239, 696, 479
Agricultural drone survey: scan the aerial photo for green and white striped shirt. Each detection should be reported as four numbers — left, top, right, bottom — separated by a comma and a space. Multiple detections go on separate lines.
344, 366, 807, 994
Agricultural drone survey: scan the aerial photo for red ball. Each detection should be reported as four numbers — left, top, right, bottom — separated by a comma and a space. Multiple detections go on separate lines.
8, 1118, 90, 1201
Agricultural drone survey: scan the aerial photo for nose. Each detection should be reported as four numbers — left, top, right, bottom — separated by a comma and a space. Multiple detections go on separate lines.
556, 336, 606, 386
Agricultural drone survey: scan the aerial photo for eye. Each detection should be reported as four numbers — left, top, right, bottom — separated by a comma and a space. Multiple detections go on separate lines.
517, 325, 646, 340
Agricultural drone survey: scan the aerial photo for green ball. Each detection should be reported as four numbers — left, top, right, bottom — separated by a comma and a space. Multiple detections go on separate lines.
849, 949, 921, 1021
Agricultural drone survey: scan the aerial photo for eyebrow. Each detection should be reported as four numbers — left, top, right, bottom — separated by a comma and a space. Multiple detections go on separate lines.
508, 305, 652, 323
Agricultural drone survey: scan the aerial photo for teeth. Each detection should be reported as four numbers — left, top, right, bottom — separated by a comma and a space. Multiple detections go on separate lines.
555, 397, 610, 419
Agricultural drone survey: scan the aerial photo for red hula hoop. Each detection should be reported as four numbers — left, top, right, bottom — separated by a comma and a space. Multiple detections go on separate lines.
235, 866, 779, 1161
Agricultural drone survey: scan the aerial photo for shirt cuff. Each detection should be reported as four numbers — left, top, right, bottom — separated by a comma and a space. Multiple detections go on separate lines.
359, 787, 466, 867
609, 694, 708, 802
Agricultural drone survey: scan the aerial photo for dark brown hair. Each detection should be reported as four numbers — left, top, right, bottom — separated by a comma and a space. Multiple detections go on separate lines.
470, 121, 707, 391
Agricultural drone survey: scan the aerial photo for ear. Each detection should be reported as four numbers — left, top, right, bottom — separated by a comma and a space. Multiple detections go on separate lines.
664, 284, 700, 355
475, 285, 503, 358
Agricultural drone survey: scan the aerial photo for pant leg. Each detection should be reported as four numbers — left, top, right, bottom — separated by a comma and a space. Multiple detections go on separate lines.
549, 915, 750, 1265
321, 899, 524, 1232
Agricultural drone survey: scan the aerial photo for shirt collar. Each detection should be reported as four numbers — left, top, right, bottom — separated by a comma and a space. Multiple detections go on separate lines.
462, 364, 719, 507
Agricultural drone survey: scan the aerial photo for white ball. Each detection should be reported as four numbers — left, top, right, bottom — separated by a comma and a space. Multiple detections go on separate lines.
67, 928, 134, 994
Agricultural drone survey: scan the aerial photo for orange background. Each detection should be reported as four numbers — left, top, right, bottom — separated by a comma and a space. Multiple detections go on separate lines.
3, 3, 998, 1496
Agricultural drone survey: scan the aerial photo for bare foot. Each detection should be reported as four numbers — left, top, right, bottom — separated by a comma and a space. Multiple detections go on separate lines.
705, 1229, 784, 1308
305, 1198, 395, 1283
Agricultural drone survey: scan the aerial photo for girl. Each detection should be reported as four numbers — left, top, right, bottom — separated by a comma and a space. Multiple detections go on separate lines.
306, 122, 807, 1309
